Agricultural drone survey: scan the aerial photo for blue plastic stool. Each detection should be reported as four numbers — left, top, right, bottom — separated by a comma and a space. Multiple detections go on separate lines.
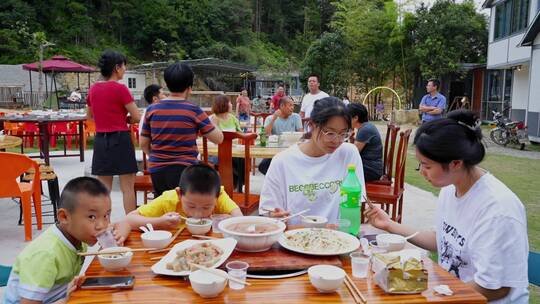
529, 251, 540, 286
0, 264, 12, 287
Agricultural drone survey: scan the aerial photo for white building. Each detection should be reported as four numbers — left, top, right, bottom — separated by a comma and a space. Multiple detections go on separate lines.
483, 0, 540, 141
117, 70, 146, 102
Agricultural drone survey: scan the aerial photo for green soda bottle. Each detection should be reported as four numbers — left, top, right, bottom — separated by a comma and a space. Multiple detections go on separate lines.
339, 164, 362, 236
259, 125, 267, 147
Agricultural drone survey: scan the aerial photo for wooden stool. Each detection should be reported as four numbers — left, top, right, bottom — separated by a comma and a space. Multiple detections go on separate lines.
21, 170, 60, 224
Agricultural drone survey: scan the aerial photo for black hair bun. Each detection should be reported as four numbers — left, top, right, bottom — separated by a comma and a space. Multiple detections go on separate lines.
447, 109, 482, 140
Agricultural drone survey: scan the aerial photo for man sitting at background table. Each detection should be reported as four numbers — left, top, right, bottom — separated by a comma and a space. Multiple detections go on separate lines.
258, 96, 303, 175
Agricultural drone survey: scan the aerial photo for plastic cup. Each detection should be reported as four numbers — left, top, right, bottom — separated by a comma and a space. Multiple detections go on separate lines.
210, 214, 229, 234
96, 229, 116, 248
226, 261, 249, 290
350, 252, 370, 278
338, 219, 351, 233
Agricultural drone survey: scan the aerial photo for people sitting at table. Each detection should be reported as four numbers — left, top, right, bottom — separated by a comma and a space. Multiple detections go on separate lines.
365, 109, 529, 303
68, 88, 82, 102
87, 50, 141, 213
348, 103, 383, 182
140, 63, 223, 196
258, 96, 303, 175
139, 84, 166, 137
126, 164, 243, 230
4, 177, 131, 304
209, 94, 245, 192
259, 97, 366, 225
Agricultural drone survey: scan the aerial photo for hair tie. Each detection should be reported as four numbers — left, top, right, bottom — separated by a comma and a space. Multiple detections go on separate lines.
458, 120, 480, 131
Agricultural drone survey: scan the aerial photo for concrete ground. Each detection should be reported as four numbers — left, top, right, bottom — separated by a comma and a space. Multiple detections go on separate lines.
0, 145, 439, 298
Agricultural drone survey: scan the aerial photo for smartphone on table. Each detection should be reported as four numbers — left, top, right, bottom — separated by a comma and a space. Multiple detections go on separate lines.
80, 276, 135, 289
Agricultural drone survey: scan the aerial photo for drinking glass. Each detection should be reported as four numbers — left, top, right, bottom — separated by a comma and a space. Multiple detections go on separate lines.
338, 219, 351, 233
226, 261, 249, 290
350, 252, 370, 278
96, 229, 116, 248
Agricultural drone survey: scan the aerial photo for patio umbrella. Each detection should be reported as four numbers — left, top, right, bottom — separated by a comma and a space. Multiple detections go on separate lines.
22, 55, 96, 108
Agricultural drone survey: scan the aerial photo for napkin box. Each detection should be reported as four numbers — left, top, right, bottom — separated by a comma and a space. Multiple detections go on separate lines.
372, 251, 428, 294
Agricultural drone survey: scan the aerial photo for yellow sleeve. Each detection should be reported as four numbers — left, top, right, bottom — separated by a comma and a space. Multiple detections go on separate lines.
137, 190, 178, 217
214, 186, 239, 214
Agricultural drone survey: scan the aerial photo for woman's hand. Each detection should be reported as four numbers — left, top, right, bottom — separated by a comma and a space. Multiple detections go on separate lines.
364, 202, 393, 231
268, 208, 290, 218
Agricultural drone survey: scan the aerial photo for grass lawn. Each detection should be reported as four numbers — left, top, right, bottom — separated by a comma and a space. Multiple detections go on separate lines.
405, 148, 540, 302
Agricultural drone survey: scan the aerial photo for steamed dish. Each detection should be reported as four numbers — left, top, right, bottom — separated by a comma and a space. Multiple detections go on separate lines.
285, 229, 350, 253
166, 242, 223, 272
226, 221, 281, 234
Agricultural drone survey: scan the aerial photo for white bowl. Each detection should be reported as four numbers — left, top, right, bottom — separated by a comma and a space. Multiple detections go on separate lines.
375, 233, 406, 252
301, 216, 328, 228
308, 265, 345, 293
141, 230, 172, 249
186, 218, 213, 235
189, 269, 227, 298
218, 216, 286, 252
98, 247, 133, 272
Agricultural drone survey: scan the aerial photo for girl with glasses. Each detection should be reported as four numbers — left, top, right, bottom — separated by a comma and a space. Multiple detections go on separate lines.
259, 97, 366, 225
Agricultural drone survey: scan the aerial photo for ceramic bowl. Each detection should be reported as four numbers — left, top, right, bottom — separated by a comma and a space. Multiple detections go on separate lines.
189, 269, 227, 298
218, 216, 286, 252
141, 230, 172, 249
301, 216, 328, 228
98, 247, 133, 272
186, 218, 213, 235
375, 233, 406, 252
308, 265, 345, 293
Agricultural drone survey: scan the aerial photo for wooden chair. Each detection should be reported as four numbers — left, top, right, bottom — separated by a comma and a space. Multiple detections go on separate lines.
0, 152, 42, 241
134, 152, 153, 205
364, 129, 412, 223
217, 131, 259, 215
367, 123, 400, 186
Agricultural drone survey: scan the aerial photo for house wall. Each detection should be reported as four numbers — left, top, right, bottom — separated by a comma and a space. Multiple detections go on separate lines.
511, 65, 530, 123
527, 45, 540, 140
118, 72, 146, 101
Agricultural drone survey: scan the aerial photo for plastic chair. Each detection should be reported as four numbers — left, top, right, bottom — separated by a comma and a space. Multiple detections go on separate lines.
0, 152, 42, 241
51, 122, 73, 150
364, 129, 412, 223
83, 119, 96, 150
216, 131, 259, 215
529, 251, 540, 286
134, 152, 153, 205
0, 264, 11, 287
22, 122, 40, 148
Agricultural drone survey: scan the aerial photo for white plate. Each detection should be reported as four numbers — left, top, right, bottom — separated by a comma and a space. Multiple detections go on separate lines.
278, 228, 360, 256
151, 238, 237, 276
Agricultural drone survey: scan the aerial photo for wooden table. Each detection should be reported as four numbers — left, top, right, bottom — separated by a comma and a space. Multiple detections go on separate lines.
198, 141, 287, 158
0, 135, 22, 151
0, 115, 86, 165
69, 227, 486, 304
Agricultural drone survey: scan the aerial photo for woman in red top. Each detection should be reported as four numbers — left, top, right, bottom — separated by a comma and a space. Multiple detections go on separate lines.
87, 50, 141, 213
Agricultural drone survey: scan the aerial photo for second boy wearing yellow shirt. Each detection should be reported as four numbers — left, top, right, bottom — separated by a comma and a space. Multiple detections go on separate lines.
126, 164, 243, 230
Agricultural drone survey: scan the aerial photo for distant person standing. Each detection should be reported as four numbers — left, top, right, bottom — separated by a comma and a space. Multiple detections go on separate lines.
272, 86, 286, 112
235, 88, 251, 123
87, 50, 141, 213
342, 95, 350, 106
300, 75, 329, 119
419, 79, 446, 123
252, 95, 266, 113
139, 84, 166, 137
68, 88, 82, 102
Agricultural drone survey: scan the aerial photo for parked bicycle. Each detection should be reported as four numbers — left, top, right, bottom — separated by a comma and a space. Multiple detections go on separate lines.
489, 110, 530, 150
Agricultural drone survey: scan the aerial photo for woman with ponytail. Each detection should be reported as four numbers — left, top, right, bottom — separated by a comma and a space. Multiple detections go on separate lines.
366, 109, 529, 303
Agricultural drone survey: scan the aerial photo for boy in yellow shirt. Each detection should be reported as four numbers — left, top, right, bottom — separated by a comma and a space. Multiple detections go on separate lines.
126, 164, 242, 229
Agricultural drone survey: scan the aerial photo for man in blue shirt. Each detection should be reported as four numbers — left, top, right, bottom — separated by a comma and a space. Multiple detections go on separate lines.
419, 79, 446, 123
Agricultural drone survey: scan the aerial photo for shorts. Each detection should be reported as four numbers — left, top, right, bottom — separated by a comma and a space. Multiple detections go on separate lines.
92, 131, 138, 176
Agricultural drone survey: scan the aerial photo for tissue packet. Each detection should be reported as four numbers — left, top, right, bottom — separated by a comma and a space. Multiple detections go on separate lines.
373, 251, 428, 294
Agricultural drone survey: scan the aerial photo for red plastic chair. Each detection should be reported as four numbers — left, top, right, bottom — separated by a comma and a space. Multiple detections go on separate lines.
23, 123, 40, 148
51, 122, 73, 150
0, 152, 42, 241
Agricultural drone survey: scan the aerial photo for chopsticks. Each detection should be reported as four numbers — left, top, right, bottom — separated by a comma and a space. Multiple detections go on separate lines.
344, 274, 367, 303
189, 263, 251, 286
344, 274, 367, 304
150, 255, 164, 261
148, 227, 186, 254
79, 247, 157, 257
191, 235, 219, 240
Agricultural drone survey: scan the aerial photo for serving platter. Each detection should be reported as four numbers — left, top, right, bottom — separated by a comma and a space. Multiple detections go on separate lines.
278, 228, 360, 256
151, 238, 237, 276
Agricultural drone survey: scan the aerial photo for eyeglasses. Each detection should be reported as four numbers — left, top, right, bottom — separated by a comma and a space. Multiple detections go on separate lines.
321, 129, 351, 142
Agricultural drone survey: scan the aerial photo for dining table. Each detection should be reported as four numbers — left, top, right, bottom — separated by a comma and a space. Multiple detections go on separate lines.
0, 112, 87, 165
197, 139, 288, 159
0, 135, 23, 151
69, 225, 487, 304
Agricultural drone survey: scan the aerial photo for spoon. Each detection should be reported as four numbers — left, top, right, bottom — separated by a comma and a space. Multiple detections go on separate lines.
300, 214, 317, 222
146, 223, 154, 232
404, 231, 419, 240
360, 238, 370, 255
279, 209, 310, 222
139, 226, 150, 233
246, 225, 256, 233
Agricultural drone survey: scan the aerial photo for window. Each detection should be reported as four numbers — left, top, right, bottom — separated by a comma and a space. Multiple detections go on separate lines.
493, 0, 529, 40
482, 69, 513, 120
128, 78, 136, 89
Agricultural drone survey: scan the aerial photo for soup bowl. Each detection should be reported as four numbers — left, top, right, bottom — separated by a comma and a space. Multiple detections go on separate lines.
186, 218, 213, 235
98, 247, 133, 272
375, 233, 407, 252
218, 216, 286, 252
189, 269, 227, 298
141, 230, 172, 249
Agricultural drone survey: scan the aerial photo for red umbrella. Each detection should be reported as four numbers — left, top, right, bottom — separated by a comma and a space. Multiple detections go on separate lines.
22, 55, 95, 73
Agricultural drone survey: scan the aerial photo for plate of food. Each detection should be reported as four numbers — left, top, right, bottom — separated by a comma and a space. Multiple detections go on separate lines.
278, 228, 360, 256
151, 238, 237, 276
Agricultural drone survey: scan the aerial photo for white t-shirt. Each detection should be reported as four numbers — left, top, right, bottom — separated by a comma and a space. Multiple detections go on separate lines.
300, 91, 330, 118
138, 108, 148, 136
436, 173, 529, 304
259, 142, 366, 225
